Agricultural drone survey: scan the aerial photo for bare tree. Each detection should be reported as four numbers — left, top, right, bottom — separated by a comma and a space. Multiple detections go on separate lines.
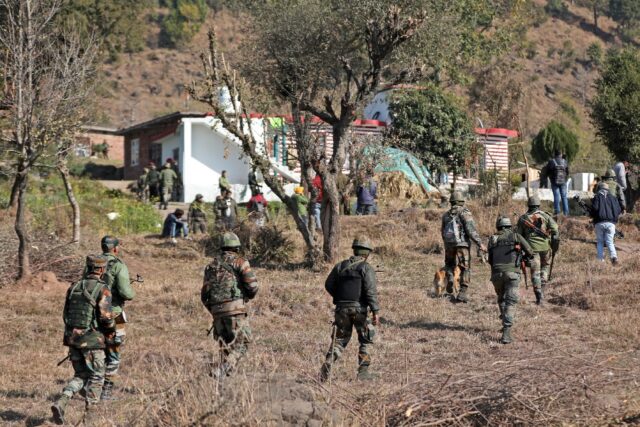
0, 0, 97, 278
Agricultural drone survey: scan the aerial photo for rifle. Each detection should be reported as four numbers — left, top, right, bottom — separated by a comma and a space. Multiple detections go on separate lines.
514, 212, 549, 239
572, 195, 592, 217
515, 243, 528, 290
56, 354, 70, 366
326, 321, 338, 383
206, 322, 215, 337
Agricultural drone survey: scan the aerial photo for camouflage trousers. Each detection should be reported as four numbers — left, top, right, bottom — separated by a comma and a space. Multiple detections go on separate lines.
62, 348, 106, 405
528, 250, 551, 290
325, 307, 375, 369
444, 247, 470, 293
491, 272, 520, 328
190, 218, 207, 234
105, 326, 126, 382
212, 314, 251, 370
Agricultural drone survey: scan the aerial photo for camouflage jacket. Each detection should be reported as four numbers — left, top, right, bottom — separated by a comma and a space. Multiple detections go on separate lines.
160, 167, 177, 189
488, 229, 534, 274
84, 253, 135, 315
189, 200, 207, 220
63, 275, 115, 349
516, 209, 559, 252
325, 256, 380, 313
603, 178, 627, 210
441, 205, 483, 249
201, 251, 258, 310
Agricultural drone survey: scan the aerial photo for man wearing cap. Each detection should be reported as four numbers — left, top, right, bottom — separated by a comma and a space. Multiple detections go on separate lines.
488, 217, 534, 344
589, 182, 622, 264
201, 232, 258, 377
52, 255, 115, 424
320, 236, 379, 381
517, 196, 559, 305
441, 191, 486, 303
159, 162, 178, 210
94, 236, 135, 400
188, 194, 208, 235
162, 208, 190, 242
602, 169, 627, 213
219, 170, 231, 196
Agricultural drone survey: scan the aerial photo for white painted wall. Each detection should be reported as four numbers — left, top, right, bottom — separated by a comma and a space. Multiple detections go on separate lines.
363, 90, 391, 123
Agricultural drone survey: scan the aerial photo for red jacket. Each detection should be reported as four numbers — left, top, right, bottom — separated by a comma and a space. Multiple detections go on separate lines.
248, 194, 268, 211
312, 175, 323, 203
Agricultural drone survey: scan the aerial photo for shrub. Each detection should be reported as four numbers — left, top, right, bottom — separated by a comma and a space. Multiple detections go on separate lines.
545, 0, 568, 18
162, 0, 208, 47
531, 121, 580, 163
586, 42, 603, 67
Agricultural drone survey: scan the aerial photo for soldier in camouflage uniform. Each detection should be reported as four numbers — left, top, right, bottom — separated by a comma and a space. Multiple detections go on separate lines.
517, 196, 560, 305
189, 193, 208, 234
201, 232, 258, 377
441, 192, 487, 303
488, 217, 534, 344
92, 236, 136, 400
602, 169, 627, 212
320, 237, 379, 382
51, 255, 115, 425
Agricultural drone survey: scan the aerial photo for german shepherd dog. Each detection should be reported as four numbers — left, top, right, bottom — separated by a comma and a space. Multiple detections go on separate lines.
433, 266, 460, 297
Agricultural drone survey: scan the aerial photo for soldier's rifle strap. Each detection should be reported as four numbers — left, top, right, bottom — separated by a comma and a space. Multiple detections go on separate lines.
338, 259, 365, 276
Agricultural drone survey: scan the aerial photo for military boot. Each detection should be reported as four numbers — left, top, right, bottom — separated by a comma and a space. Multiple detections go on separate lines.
534, 289, 544, 306
456, 287, 469, 303
100, 379, 114, 401
83, 405, 100, 426
500, 327, 513, 344
356, 366, 377, 381
51, 394, 69, 425
319, 362, 332, 383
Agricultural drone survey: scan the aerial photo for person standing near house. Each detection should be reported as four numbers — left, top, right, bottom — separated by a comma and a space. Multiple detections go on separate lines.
545, 149, 570, 217
214, 190, 239, 230
312, 173, 323, 231
292, 186, 309, 226
146, 163, 160, 201
356, 176, 378, 215
219, 170, 231, 196
159, 162, 178, 210
247, 191, 269, 227
589, 182, 622, 265
248, 168, 260, 196
167, 158, 183, 202
188, 194, 208, 235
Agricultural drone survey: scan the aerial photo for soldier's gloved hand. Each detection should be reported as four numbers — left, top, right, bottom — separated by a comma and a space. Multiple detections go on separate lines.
105, 331, 116, 346
371, 312, 379, 326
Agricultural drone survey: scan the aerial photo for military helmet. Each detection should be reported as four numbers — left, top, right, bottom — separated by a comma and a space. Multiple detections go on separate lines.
449, 191, 465, 203
352, 236, 373, 252
195, 193, 204, 200
496, 216, 512, 229
527, 195, 540, 207
86, 254, 108, 269
222, 232, 241, 249
100, 235, 119, 252
603, 169, 616, 179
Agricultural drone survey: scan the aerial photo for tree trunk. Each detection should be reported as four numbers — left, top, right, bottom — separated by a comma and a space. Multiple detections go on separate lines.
593, 5, 599, 34
58, 162, 81, 244
9, 173, 20, 208
14, 169, 30, 280
321, 174, 341, 262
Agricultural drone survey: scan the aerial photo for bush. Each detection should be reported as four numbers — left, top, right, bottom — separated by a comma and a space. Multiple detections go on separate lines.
161, 0, 208, 47
531, 121, 580, 164
587, 42, 603, 67
545, 0, 569, 18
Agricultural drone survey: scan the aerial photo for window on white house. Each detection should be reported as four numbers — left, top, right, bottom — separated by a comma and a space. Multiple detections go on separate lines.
131, 138, 140, 166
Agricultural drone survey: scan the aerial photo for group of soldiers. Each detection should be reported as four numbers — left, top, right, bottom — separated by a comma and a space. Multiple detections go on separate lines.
51, 188, 566, 424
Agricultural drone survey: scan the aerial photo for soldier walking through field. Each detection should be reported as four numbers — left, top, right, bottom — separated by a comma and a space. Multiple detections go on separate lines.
93, 236, 135, 400
201, 232, 258, 378
51, 255, 115, 425
159, 162, 178, 210
189, 194, 208, 235
441, 192, 486, 303
488, 217, 534, 344
517, 196, 560, 305
320, 237, 380, 382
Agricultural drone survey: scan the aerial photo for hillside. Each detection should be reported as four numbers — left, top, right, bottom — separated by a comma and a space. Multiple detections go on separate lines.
1, 200, 639, 425
95, 3, 626, 171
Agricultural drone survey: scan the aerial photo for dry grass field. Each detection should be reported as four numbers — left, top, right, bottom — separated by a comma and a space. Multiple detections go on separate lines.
1, 201, 639, 426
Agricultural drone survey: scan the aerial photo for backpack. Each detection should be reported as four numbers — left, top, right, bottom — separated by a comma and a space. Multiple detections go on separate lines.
102, 257, 120, 291
202, 256, 244, 306
551, 158, 567, 185
333, 259, 365, 302
64, 279, 102, 330
443, 211, 467, 246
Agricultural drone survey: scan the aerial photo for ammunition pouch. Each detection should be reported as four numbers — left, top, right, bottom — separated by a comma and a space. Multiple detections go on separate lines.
208, 298, 246, 317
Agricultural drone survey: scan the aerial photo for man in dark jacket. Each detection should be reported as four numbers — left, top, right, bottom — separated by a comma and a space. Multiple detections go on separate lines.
356, 177, 378, 215
162, 208, 189, 242
543, 150, 570, 216
590, 182, 622, 264
320, 237, 379, 381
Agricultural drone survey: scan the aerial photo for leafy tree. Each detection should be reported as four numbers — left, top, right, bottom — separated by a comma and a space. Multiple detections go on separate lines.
531, 121, 580, 163
591, 49, 640, 163
162, 0, 208, 47
386, 87, 476, 178
59, 0, 151, 61
608, 0, 640, 29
